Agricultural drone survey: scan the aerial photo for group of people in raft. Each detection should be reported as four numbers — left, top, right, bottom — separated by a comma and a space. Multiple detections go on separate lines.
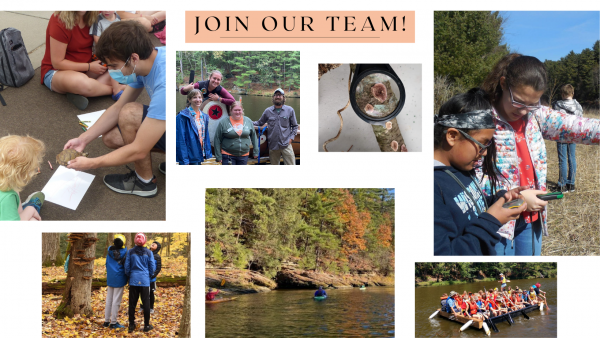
434, 53, 599, 256
441, 275, 548, 319
176, 71, 299, 165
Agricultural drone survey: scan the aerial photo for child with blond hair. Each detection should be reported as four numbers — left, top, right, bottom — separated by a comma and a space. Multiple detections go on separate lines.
0, 135, 46, 221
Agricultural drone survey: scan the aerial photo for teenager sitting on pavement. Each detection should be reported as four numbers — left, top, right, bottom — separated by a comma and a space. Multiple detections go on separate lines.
89, 11, 126, 101
63, 21, 166, 197
41, 11, 114, 110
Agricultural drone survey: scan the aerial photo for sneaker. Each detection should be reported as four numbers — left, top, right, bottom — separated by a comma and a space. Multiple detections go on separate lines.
159, 162, 165, 174
109, 322, 125, 329
128, 324, 136, 333
22, 191, 44, 213
111, 90, 123, 101
143, 325, 154, 332
103, 322, 110, 328
66, 93, 89, 110
150, 309, 154, 314
550, 184, 567, 194
567, 184, 575, 193
103, 169, 158, 198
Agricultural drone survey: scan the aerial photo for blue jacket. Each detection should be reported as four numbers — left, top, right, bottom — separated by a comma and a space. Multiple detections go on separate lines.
106, 246, 128, 288
314, 289, 327, 297
176, 107, 212, 165
125, 246, 155, 287
434, 162, 507, 255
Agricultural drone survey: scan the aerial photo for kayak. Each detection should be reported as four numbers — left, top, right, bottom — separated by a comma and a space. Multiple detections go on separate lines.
360, 287, 366, 290
313, 296, 327, 300
206, 297, 238, 304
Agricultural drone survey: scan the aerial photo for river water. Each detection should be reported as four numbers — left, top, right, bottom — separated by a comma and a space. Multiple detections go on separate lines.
205, 287, 394, 337
176, 93, 301, 123
415, 278, 557, 337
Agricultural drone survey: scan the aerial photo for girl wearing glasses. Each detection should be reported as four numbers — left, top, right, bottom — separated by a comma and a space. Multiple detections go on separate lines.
479, 53, 600, 256
434, 88, 528, 255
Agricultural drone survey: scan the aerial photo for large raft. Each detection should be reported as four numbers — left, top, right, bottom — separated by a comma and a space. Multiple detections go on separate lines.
436, 304, 540, 329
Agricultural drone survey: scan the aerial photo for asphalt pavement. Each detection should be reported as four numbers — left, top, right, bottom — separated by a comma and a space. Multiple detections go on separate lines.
0, 12, 166, 220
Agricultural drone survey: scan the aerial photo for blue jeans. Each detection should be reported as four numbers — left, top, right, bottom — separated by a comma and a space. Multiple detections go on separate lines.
556, 142, 576, 186
222, 154, 248, 165
494, 218, 542, 256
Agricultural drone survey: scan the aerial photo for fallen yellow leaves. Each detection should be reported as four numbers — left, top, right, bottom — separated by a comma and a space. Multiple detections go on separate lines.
42, 286, 185, 337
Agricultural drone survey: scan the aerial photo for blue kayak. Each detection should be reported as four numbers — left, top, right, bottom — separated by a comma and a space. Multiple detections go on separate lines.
313, 295, 327, 300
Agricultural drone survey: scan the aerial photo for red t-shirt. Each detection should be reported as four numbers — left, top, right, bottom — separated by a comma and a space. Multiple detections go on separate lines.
205, 290, 219, 301
508, 118, 538, 223
41, 14, 93, 83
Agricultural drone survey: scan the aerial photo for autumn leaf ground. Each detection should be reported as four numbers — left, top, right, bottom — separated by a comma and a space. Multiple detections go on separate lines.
42, 257, 188, 337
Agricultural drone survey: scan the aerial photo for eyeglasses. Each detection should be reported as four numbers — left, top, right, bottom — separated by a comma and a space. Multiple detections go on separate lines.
508, 87, 541, 112
445, 129, 494, 155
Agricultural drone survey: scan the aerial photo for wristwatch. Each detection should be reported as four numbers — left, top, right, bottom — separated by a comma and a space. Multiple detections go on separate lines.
349, 64, 405, 126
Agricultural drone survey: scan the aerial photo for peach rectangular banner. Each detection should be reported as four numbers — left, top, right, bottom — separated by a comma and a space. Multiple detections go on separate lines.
185, 11, 414, 43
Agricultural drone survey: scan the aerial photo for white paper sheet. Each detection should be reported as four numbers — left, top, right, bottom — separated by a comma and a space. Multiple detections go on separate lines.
77, 110, 106, 137
41, 166, 95, 210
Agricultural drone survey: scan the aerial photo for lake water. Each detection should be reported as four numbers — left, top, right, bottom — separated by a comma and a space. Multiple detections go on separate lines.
176, 93, 300, 123
205, 287, 394, 337
415, 278, 557, 337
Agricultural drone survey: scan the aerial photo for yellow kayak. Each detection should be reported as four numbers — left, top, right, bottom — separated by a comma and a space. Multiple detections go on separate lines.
206, 297, 238, 304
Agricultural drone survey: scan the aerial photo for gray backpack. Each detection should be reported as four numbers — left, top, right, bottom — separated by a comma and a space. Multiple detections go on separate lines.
0, 27, 34, 95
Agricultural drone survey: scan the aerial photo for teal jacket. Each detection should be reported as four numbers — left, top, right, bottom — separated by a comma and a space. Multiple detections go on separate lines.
213, 116, 259, 161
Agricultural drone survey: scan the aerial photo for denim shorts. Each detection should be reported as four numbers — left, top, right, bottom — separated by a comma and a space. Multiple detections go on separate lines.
43, 70, 57, 91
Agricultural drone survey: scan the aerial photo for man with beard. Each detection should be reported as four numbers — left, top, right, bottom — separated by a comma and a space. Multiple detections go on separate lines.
253, 88, 298, 165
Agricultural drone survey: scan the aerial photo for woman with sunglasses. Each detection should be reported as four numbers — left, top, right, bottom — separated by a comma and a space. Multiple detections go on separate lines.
434, 88, 528, 255
479, 54, 600, 256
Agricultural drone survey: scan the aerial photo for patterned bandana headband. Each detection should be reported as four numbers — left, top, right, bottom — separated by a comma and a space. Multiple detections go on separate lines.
434, 109, 495, 129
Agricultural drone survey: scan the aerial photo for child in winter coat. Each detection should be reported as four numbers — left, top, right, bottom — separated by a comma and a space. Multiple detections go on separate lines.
125, 233, 155, 333
141, 241, 162, 313
552, 84, 584, 193
0, 135, 45, 221
103, 234, 128, 329
434, 88, 528, 255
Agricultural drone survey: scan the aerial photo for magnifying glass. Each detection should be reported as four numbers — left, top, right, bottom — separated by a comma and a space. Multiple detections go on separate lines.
349, 64, 406, 126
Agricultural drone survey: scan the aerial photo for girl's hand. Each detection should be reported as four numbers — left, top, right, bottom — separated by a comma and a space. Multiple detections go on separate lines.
486, 197, 528, 225
503, 186, 527, 202
89, 60, 106, 75
520, 189, 548, 212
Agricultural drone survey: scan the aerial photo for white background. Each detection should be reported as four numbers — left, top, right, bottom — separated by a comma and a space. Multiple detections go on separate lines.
1, 2, 598, 337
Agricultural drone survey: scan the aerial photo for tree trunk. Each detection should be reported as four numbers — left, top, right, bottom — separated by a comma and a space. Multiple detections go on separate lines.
372, 119, 406, 152
42, 233, 63, 267
125, 233, 136, 249
178, 233, 191, 337
53, 233, 97, 319
103, 233, 114, 258
167, 233, 172, 257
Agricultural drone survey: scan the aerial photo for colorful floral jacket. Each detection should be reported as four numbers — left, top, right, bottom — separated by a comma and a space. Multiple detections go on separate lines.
475, 106, 599, 240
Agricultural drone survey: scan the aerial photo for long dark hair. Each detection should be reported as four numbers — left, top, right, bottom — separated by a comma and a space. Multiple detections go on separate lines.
434, 88, 504, 193
481, 53, 547, 105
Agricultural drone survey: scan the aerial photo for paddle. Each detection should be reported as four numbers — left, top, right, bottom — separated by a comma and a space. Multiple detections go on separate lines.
428, 310, 439, 319
221, 279, 226, 286
460, 320, 473, 332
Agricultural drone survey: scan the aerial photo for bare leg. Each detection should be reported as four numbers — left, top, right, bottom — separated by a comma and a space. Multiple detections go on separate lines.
111, 77, 126, 96
140, 11, 166, 23
52, 70, 112, 97
118, 103, 153, 180
102, 126, 125, 149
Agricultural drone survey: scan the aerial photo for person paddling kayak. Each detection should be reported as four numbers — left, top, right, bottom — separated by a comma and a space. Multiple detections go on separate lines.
314, 286, 327, 297
206, 288, 220, 301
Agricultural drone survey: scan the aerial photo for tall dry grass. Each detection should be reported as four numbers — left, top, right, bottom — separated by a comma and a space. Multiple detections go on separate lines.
542, 108, 600, 256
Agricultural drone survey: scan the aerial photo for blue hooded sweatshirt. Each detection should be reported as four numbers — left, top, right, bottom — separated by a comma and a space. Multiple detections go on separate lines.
106, 246, 128, 288
434, 160, 507, 255
125, 246, 155, 287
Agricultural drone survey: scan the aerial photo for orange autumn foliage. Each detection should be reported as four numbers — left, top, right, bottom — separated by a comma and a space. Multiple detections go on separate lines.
377, 213, 393, 248
337, 190, 370, 256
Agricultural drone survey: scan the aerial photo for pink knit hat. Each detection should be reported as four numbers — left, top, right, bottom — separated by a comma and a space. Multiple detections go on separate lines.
134, 233, 146, 246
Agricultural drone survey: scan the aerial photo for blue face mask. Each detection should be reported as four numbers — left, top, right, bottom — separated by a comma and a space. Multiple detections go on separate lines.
108, 57, 137, 84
